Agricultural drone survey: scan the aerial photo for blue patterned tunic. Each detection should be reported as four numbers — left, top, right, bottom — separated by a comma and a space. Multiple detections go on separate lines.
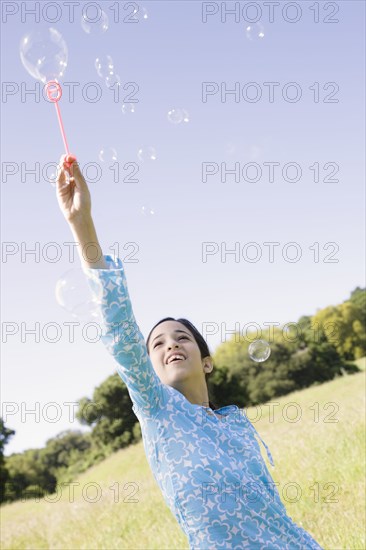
84, 255, 323, 550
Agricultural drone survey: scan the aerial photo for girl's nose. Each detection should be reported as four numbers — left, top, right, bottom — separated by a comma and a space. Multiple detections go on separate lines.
167, 342, 180, 350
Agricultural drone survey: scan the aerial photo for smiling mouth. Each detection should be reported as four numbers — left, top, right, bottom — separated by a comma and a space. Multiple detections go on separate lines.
166, 357, 186, 365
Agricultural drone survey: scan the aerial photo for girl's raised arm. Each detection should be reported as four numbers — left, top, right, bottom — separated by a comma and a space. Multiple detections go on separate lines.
56, 154, 107, 269
55, 154, 166, 418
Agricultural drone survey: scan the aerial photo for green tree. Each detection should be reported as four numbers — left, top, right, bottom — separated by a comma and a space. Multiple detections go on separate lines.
76, 373, 139, 451
5, 448, 57, 501
42, 430, 92, 476
349, 286, 366, 312
0, 418, 15, 503
312, 301, 366, 360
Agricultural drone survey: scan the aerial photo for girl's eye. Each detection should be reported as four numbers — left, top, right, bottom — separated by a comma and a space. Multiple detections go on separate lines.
153, 335, 188, 348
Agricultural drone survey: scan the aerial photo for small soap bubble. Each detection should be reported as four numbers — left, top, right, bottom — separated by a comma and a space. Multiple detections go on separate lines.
55, 268, 104, 323
105, 73, 121, 88
141, 205, 155, 216
99, 147, 118, 163
246, 22, 265, 41
95, 54, 114, 78
167, 108, 190, 124
121, 103, 136, 115
137, 146, 157, 162
248, 340, 271, 362
167, 108, 183, 124
133, 6, 148, 20
81, 8, 109, 34
19, 27, 68, 83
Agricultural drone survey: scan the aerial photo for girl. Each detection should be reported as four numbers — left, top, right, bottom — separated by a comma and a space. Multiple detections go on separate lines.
56, 154, 323, 550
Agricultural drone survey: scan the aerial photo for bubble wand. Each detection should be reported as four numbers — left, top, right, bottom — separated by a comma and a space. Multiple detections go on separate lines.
44, 79, 76, 171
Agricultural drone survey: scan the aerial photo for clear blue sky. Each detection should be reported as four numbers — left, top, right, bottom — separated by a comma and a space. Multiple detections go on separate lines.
1, 1, 365, 455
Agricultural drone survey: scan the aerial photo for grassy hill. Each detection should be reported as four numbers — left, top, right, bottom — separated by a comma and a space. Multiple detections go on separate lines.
1, 358, 365, 550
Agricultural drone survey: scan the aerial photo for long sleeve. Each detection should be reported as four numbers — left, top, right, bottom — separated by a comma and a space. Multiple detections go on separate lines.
83, 255, 167, 418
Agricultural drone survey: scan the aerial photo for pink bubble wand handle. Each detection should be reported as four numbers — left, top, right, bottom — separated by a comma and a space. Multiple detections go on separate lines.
54, 100, 70, 156
45, 80, 74, 164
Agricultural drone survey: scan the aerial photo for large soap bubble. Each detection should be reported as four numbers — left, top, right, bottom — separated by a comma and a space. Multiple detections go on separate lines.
55, 267, 104, 323
19, 27, 68, 83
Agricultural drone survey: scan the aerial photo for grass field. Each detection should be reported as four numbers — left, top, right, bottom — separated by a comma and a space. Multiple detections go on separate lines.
1, 357, 365, 550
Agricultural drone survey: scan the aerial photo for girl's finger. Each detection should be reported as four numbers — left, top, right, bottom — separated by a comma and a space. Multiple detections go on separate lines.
69, 160, 88, 192
57, 155, 69, 187
57, 162, 66, 186
64, 154, 77, 171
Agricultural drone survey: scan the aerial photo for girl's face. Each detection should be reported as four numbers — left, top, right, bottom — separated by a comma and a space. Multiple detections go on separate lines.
148, 320, 211, 387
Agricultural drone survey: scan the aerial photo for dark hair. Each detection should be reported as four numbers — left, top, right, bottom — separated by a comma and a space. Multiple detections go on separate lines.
146, 317, 218, 411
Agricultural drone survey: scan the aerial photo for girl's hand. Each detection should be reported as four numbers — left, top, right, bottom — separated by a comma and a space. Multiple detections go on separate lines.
56, 154, 92, 224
